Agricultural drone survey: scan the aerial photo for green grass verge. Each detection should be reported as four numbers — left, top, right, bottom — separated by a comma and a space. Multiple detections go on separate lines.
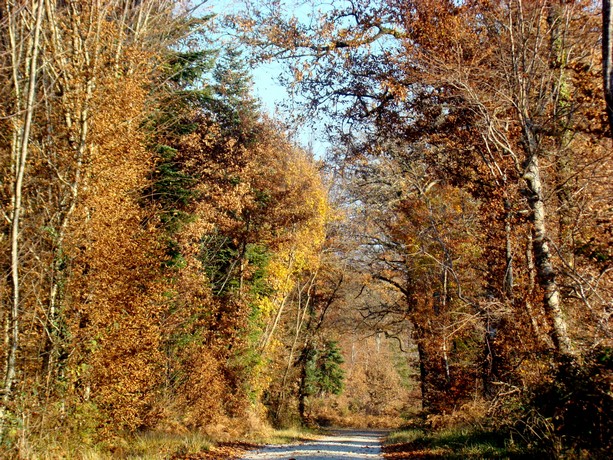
20, 431, 215, 460
385, 425, 541, 459
248, 426, 322, 445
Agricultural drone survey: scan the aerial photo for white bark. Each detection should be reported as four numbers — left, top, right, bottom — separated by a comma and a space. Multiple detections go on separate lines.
2, 0, 46, 421
523, 153, 573, 355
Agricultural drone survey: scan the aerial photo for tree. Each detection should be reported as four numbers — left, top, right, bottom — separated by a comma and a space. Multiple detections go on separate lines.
0, 0, 45, 429
604, 0, 613, 136
0, 0, 203, 442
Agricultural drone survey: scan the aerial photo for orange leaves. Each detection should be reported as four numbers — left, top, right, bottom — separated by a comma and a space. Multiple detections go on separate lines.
0, 0, 333, 448
37, 3, 174, 435
143, 56, 331, 430
173, 346, 226, 428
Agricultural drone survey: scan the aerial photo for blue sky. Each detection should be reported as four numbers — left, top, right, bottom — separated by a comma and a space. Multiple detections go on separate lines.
206, 0, 330, 159
251, 63, 330, 159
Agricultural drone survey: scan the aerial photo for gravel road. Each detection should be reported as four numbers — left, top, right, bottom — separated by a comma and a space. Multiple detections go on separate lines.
239, 429, 386, 460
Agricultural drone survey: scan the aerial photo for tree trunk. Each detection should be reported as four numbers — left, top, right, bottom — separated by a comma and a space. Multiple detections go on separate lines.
523, 153, 573, 356
297, 345, 310, 424
504, 200, 514, 299
416, 341, 429, 412
2, 0, 46, 426
604, 0, 613, 137
524, 234, 552, 348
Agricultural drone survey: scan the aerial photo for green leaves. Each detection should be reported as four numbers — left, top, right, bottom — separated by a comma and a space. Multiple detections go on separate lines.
304, 341, 345, 397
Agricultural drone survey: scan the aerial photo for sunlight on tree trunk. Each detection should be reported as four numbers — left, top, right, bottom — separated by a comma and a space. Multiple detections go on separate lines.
1, 0, 45, 432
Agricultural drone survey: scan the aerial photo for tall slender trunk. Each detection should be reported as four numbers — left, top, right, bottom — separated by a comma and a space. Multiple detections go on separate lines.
524, 234, 552, 348
504, 199, 514, 299
297, 343, 310, 423
603, 0, 613, 136
416, 339, 429, 411
259, 251, 296, 351
523, 153, 573, 355
275, 274, 316, 421
440, 268, 450, 382
2, 0, 46, 423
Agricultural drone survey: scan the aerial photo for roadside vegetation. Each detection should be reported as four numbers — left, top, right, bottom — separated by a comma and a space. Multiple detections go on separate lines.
385, 425, 537, 460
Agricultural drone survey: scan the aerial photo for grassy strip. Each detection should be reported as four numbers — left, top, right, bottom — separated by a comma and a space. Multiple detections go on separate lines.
21, 432, 218, 459
19, 426, 319, 459
384, 425, 541, 459
248, 426, 321, 445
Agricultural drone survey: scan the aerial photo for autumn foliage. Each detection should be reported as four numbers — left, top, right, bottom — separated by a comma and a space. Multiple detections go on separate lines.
0, 0, 332, 456
0, 0, 612, 458
234, 0, 612, 456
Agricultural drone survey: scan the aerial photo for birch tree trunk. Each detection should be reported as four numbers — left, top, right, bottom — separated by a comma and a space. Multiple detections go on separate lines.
523, 152, 573, 356
511, 2, 574, 357
1, 0, 46, 427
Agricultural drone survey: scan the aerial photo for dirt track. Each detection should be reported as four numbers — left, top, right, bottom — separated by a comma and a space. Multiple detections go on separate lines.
239, 429, 386, 460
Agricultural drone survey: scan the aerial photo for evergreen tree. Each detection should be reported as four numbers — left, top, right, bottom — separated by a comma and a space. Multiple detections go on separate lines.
207, 48, 261, 143
304, 341, 345, 397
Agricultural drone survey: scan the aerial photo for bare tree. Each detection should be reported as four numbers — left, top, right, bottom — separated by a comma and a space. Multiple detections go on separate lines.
1, 0, 46, 430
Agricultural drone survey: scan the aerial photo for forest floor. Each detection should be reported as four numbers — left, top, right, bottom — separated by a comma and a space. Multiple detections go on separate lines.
236, 429, 386, 459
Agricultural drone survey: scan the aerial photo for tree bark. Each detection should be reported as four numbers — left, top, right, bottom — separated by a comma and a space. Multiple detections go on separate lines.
2, 0, 46, 423
504, 200, 514, 299
524, 234, 552, 348
523, 153, 573, 356
297, 344, 310, 424
604, 0, 613, 137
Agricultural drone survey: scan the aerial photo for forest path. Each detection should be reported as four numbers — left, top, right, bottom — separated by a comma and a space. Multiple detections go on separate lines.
239, 429, 386, 460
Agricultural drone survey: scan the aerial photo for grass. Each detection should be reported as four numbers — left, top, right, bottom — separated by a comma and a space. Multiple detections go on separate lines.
129, 431, 215, 458
384, 425, 542, 459
17, 431, 217, 460
13, 425, 319, 459
386, 428, 424, 445
252, 426, 321, 445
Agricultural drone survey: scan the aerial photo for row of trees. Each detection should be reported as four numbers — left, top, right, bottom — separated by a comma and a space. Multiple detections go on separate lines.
0, 0, 352, 454
235, 0, 613, 455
